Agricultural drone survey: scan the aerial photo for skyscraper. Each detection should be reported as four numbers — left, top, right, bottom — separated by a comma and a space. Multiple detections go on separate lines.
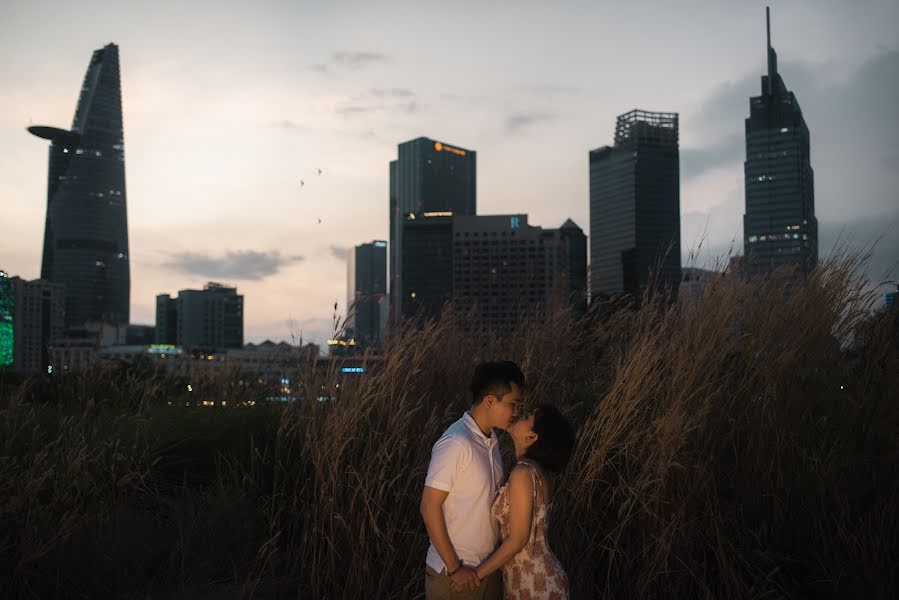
29, 43, 130, 328
589, 110, 681, 302
0, 270, 65, 375
156, 283, 244, 349
389, 137, 476, 324
347, 240, 387, 348
401, 214, 586, 330
743, 8, 818, 279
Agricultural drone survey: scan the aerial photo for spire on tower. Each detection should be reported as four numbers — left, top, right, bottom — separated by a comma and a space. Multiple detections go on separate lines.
766, 6, 778, 95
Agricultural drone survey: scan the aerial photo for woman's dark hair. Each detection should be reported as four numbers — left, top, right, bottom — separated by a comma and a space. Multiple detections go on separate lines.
524, 404, 575, 473
470, 361, 525, 405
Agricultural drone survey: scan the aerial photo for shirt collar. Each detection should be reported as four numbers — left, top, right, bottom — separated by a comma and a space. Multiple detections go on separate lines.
463, 411, 496, 447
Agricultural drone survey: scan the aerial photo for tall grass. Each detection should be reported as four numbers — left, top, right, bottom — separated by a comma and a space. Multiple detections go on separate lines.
1, 253, 896, 599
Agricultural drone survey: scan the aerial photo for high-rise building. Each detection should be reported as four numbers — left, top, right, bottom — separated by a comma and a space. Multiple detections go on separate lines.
347, 240, 387, 347
401, 214, 586, 329
156, 283, 244, 349
0, 271, 65, 375
29, 43, 130, 328
589, 110, 681, 302
155, 295, 178, 345
402, 215, 454, 323
559, 219, 588, 312
0, 271, 13, 369
389, 137, 476, 324
743, 8, 818, 279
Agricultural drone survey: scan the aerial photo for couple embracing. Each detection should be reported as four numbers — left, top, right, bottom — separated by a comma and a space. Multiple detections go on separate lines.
420, 361, 574, 600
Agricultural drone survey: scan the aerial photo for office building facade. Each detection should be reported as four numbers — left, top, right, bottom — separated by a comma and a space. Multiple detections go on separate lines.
401, 214, 586, 329
347, 240, 387, 347
589, 109, 681, 302
0, 271, 65, 375
156, 283, 244, 349
29, 43, 130, 328
743, 8, 818, 279
389, 137, 476, 324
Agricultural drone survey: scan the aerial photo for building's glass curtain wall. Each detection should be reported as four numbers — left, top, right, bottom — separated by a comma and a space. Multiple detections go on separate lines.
743, 9, 818, 278
29, 43, 130, 327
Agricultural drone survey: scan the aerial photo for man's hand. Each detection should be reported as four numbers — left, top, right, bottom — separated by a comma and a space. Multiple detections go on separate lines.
449, 566, 480, 593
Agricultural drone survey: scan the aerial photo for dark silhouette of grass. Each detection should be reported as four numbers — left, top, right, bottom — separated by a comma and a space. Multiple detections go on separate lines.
1, 252, 896, 599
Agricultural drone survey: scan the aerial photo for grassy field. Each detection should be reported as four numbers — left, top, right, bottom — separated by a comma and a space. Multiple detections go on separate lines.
1, 254, 897, 599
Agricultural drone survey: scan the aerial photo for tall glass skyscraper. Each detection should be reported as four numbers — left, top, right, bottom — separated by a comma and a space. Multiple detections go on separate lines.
29, 43, 130, 327
389, 137, 476, 324
589, 110, 681, 302
347, 240, 387, 348
743, 8, 818, 279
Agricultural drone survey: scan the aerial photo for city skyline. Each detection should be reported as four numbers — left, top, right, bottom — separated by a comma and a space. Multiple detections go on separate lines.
2, 1, 897, 346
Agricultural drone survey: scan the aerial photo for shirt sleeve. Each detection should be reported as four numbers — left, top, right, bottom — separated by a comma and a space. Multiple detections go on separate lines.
424, 436, 468, 492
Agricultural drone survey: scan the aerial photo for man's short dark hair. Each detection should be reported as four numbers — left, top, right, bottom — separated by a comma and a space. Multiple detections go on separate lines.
470, 361, 525, 406
524, 404, 575, 473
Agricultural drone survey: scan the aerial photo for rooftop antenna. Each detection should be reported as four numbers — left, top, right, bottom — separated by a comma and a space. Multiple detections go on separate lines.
766, 6, 776, 95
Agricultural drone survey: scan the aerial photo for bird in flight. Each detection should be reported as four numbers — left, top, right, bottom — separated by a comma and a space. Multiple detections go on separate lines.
299, 179, 305, 187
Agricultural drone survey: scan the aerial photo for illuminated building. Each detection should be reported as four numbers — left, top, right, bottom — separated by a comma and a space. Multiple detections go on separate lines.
0, 271, 12, 369
589, 109, 681, 302
743, 8, 818, 279
389, 137, 476, 324
28, 43, 130, 328
156, 282, 244, 349
401, 213, 586, 329
0, 273, 65, 375
347, 240, 387, 348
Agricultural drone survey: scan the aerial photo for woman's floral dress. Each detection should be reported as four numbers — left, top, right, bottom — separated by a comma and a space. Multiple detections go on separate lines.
491, 460, 569, 600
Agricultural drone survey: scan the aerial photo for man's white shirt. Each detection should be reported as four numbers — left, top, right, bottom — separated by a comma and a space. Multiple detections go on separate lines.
424, 412, 504, 573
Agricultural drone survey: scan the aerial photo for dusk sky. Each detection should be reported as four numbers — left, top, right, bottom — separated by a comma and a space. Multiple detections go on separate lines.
2, 0, 897, 346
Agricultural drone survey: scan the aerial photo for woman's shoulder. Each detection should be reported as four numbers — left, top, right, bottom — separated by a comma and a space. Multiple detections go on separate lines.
508, 461, 538, 486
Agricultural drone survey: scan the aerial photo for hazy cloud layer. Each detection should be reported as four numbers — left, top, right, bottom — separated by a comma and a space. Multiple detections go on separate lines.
311, 51, 388, 73
328, 245, 347, 261
505, 111, 557, 134
163, 250, 304, 281
681, 133, 744, 180
336, 89, 420, 117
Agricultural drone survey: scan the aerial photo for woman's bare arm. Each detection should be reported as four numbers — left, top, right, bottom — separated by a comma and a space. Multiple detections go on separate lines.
473, 465, 534, 580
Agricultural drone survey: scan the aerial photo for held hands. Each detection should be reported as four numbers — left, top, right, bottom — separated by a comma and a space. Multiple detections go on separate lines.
449, 565, 480, 593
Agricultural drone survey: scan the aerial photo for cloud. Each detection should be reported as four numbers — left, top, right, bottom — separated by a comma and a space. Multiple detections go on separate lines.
311, 51, 388, 73
681, 133, 743, 180
273, 119, 304, 130
370, 88, 414, 98
335, 89, 420, 117
518, 83, 586, 95
505, 111, 557, 134
328, 245, 347, 261
163, 250, 304, 281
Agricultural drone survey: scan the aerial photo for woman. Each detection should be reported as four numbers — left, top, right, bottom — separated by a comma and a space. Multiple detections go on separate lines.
467, 404, 575, 599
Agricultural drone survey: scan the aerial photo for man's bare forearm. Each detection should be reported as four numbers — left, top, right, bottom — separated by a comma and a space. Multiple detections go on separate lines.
421, 502, 460, 571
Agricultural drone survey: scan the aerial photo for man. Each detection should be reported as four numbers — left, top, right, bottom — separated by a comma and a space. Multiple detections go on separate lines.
420, 360, 525, 599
